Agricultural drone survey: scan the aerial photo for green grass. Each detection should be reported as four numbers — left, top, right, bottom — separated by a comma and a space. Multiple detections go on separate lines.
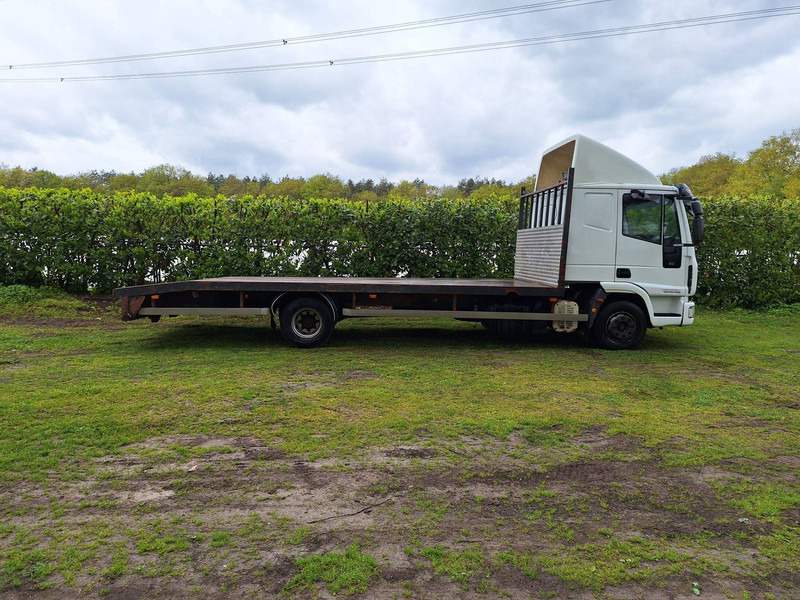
0, 292, 798, 597
421, 545, 488, 584
719, 480, 800, 522
536, 537, 707, 592
1, 304, 796, 477
0, 549, 54, 589
283, 545, 380, 595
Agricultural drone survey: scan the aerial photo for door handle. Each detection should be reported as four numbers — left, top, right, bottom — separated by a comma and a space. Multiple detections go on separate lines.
617, 268, 631, 278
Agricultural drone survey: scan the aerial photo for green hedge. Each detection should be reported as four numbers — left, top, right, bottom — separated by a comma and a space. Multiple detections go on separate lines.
695, 196, 800, 308
0, 189, 797, 308
0, 189, 517, 293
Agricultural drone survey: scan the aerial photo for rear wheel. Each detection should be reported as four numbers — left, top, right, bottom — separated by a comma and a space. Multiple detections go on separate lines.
593, 300, 647, 350
279, 297, 335, 348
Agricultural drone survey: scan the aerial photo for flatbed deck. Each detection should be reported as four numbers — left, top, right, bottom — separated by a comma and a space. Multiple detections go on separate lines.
113, 276, 563, 298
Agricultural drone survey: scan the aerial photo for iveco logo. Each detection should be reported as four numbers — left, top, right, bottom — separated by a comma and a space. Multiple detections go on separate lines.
662, 289, 682, 294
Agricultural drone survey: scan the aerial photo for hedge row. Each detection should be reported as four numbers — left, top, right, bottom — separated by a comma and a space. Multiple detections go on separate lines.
0, 189, 517, 293
0, 188, 797, 308
698, 196, 799, 308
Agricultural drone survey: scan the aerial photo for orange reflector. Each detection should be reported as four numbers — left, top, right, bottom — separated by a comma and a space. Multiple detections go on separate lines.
369, 294, 377, 299
592, 308, 597, 313
151, 295, 160, 300
549, 298, 558, 303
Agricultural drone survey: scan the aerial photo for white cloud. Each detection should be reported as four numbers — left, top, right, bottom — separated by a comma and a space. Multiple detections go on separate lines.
1, 0, 798, 182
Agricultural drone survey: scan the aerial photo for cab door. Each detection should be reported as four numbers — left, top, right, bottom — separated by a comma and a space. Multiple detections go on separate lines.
615, 192, 687, 316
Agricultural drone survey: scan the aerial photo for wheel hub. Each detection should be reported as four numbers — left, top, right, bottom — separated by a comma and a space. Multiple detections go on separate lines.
293, 309, 321, 337
606, 312, 636, 341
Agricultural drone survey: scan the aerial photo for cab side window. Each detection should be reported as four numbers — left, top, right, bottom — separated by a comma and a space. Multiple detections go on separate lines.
622, 192, 682, 268
622, 194, 662, 244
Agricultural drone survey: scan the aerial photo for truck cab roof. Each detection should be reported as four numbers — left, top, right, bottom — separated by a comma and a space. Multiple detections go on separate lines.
536, 134, 662, 191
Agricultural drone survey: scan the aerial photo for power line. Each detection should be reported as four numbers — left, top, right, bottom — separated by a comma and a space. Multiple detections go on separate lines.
5, 0, 610, 70
2, 7, 799, 83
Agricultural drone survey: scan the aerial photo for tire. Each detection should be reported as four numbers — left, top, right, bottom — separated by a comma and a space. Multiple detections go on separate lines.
279, 297, 335, 348
593, 300, 647, 350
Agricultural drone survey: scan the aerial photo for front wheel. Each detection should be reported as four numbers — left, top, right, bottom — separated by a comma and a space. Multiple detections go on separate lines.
279, 297, 335, 348
593, 300, 647, 350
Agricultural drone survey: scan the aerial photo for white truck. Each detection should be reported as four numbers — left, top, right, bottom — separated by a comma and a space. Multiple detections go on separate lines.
114, 134, 704, 350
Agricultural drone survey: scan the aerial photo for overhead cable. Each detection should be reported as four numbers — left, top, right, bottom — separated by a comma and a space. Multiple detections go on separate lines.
5, 0, 610, 69
2, 7, 799, 83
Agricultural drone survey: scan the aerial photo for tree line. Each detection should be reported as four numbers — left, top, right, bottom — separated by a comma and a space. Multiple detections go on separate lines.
1, 128, 798, 201
661, 129, 800, 199
0, 162, 534, 202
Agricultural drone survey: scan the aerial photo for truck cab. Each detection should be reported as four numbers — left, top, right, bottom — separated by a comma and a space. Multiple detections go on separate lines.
515, 134, 703, 348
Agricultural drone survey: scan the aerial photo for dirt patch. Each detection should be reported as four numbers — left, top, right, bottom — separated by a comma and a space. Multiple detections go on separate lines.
2, 432, 797, 599
384, 447, 436, 459
279, 369, 381, 395
675, 368, 754, 385
341, 369, 380, 381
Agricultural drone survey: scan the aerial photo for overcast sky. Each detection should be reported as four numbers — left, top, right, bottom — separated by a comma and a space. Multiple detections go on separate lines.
1, 0, 798, 185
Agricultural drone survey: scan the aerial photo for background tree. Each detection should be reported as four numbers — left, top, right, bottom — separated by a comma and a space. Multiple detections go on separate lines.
218, 174, 261, 197
266, 176, 305, 198
470, 182, 510, 201
347, 178, 375, 198
206, 172, 225, 191
353, 190, 378, 207
661, 153, 741, 198
109, 173, 140, 192
0, 166, 62, 188
6, 128, 799, 202
375, 178, 394, 198
515, 174, 537, 194
59, 170, 117, 192
388, 180, 414, 200
135, 164, 216, 197
300, 174, 347, 200
436, 185, 462, 200
726, 129, 800, 198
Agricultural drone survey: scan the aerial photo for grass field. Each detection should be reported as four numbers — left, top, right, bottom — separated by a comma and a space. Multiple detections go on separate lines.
0, 293, 798, 599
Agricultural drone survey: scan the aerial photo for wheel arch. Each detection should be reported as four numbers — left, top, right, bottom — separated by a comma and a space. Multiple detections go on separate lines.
599, 283, 655, 328
270, 291, 341, 321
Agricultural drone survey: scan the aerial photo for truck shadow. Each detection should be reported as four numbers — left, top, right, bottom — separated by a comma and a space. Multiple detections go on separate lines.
332, 325, 693, 352
137, 321, 276, 350
135, 319, 694, 353
333, 324, 576, 350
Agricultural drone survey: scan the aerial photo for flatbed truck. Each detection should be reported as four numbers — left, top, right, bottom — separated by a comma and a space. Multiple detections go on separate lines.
114, 134, 704, 350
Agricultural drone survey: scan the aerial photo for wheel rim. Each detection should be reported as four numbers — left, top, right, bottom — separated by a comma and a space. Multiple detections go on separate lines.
606, 311, 637, 342
291, 308, 322, 339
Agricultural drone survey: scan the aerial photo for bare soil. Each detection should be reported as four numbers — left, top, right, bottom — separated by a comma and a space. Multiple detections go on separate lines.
2, 432, 797, 599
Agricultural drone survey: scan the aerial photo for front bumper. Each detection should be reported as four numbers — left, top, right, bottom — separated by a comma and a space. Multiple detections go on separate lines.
682, 301, 695, 326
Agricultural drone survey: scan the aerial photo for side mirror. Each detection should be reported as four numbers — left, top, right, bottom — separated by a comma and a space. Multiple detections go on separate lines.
691, 200, 704, 245
677, 183, 694, 199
